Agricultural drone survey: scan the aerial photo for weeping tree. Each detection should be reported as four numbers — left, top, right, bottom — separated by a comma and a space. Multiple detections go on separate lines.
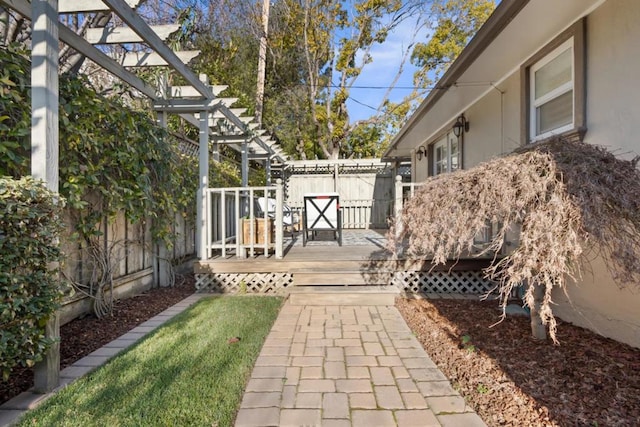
389, 139, 640, 343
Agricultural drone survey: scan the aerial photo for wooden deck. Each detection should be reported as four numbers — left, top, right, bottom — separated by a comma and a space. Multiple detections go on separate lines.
194, 229, 494, 287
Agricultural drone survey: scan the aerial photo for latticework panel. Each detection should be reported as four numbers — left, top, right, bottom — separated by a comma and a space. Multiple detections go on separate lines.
195, 273, 293, 294
393, 270, 495, 294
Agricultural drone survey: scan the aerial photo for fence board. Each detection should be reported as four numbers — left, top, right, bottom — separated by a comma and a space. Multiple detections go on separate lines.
284, 160, 396, 229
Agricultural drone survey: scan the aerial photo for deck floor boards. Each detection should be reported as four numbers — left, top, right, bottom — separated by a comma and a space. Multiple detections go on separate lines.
195, 229, 493, 276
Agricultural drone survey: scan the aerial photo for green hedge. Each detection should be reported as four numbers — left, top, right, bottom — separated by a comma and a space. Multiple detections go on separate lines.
0, 177, 65, 380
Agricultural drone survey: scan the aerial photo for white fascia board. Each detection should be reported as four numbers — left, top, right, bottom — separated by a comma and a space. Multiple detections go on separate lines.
109, 50, 200, 67
59, 0, 139, 13
170, 85, 228, 98
86, 24, 180, 44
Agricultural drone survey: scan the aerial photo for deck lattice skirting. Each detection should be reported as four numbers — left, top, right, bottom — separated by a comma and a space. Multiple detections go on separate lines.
195, 272, 293, 293
393, 270, 495, 294
195, 270, 494, 295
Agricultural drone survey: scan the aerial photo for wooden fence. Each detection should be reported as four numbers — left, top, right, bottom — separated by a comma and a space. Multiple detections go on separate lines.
283, 159, 407, 229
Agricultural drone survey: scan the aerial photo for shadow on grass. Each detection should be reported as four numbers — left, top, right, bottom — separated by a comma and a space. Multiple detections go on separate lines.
16, 296, 284, 427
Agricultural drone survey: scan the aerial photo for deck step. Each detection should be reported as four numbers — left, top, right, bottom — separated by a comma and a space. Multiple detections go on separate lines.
288, 285, 399, 306
293, 272, 391, 286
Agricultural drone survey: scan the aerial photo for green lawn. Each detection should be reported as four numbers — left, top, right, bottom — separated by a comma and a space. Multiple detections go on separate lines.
17, 295, 283, 427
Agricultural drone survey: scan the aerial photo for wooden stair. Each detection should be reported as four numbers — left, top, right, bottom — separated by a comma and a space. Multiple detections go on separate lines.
288, 285, 399, 306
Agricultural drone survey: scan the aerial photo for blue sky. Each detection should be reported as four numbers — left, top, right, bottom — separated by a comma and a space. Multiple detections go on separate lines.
345, 15, 430, 124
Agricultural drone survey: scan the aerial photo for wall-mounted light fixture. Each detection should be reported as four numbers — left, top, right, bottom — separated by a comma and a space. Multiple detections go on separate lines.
452, 114, 470, 138
416, 146, 426, 161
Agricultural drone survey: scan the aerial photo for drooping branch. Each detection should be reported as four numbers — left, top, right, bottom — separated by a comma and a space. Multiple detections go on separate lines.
389, 139, 640, 343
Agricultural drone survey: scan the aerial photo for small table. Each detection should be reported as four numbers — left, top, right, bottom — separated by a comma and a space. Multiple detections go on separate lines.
302, 193, 342, 246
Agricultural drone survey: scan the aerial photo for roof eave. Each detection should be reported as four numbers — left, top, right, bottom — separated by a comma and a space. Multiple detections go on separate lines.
382, 0, 530, 159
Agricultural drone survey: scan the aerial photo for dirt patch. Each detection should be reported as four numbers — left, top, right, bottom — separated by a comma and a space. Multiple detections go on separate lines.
396, 297, 640, 427
1, 275, 195, 405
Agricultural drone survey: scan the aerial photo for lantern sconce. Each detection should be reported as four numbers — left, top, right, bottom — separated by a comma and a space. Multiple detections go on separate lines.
452, 114, 470, 138
416, 146, 426, 161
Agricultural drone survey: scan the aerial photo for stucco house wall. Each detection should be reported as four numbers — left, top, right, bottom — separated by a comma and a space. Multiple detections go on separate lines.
387, 0, 640, 348
550, 0, 640, 348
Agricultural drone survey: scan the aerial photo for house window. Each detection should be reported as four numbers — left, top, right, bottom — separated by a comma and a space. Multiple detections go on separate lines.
433, 133, 459, 175
522, 19, 585, 143
530, 39, 574, 140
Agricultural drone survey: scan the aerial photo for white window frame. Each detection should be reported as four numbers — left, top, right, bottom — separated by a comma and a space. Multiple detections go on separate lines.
529, 38, 575, 141
432, 132, 460, 176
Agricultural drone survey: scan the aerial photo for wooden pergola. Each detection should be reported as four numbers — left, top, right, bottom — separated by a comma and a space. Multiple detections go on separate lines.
0, 0, 286, 392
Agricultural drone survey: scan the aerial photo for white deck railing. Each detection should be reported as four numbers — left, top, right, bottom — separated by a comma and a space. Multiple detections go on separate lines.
393, 175, 500, 256
393, 176, 425, 256
204, 181, 284, 259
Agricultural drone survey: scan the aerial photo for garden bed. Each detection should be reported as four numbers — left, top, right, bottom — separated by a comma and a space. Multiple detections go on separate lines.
1, 275, 195, 405
397, 297, 640, 426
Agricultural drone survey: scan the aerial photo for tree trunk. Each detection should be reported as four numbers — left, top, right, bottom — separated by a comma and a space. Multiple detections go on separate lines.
529, 282, 547, 340
254, 0, 269, 124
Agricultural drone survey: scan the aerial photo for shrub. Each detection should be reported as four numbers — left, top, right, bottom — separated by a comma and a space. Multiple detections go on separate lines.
0, 177, 65, 380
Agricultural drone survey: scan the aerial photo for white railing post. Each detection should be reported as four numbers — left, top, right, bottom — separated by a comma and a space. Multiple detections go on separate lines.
275, 179, 284, 259
394, 175, 404, 257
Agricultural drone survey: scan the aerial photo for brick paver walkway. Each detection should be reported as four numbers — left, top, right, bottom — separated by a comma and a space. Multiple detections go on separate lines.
235, 302, 486, 427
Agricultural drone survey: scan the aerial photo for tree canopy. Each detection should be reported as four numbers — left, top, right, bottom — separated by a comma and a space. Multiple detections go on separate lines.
0, 0, 495, 160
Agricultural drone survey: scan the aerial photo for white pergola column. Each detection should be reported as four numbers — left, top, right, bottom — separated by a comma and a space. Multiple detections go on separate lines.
154, 74, 170, 285
241, 139, 249, 187
196, 110, 209, 259
265, 156, 272, 186
31, 0, 59, 393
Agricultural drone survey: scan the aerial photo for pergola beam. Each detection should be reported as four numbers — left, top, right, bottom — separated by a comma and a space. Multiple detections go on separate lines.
102, 0, 213, 98
153, 98, 238, 112
170, 85, 228, 98
58, 0, 139, 13
110, 50, 200, 67
85, 24, 179, 44
1, 0, 158, 99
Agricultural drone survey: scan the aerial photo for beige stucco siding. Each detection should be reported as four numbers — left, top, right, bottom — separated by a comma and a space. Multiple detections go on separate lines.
583, 0, 640, 158
549, 0, 640, 348
463, 73, 522, 169
552, 255, 640, 348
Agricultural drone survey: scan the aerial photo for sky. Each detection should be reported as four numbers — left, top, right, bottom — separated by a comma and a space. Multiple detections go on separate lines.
345, 14, 431, 124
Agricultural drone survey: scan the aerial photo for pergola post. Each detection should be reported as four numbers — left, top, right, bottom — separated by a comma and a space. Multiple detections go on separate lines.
241, 139, 249, 187
265, 156, 272, 186
154, 72, 170, 285
196, 109, 209, 260
31, 0, 60, 393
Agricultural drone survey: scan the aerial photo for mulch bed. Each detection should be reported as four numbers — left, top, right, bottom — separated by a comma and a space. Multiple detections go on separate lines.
0, 275, 195, 405
396, 297, 640, 427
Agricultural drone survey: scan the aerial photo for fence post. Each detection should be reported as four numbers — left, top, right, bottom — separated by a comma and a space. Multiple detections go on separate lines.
275, 180, 284, 259
394, 175, 404, 258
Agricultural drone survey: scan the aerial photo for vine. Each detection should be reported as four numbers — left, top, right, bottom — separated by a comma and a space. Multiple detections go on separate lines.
0, 46, 197, 317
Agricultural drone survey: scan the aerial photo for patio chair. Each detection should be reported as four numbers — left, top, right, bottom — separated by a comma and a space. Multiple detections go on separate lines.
302, 193, 342, 246
256, 197, 299, 231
